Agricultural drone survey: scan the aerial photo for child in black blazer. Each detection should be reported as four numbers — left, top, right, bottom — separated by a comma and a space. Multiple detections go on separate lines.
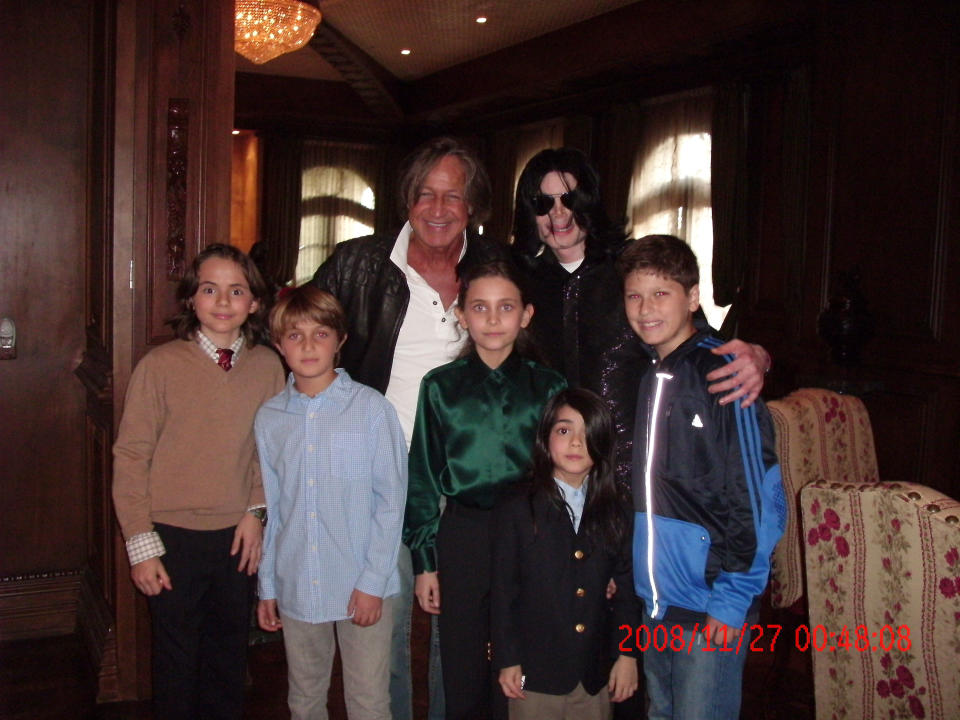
492, 388, 640, 720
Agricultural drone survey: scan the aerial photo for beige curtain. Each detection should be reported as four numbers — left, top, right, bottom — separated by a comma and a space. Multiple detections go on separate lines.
627, 90, 729, 328
296, 140, 383, 285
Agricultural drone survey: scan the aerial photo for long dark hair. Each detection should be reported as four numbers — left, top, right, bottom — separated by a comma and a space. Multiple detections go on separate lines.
456, 259, 543, 363
167, 243, 269, 344
529, 388, 629, 553
512, 147, 625, 258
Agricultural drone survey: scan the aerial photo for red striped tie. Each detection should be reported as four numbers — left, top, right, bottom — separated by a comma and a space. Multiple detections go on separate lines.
216, 348, 233, 371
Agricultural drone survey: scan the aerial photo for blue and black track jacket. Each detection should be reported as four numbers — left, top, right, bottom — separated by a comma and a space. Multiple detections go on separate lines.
631, 328, 785, 629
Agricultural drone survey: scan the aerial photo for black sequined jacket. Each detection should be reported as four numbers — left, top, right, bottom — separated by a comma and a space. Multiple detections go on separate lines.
513, 237, 646, 485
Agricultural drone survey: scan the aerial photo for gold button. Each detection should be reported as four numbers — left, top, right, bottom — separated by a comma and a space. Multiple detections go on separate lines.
575, 623, 585, 633
576, 587, 586, 597
574, 550, 584, 560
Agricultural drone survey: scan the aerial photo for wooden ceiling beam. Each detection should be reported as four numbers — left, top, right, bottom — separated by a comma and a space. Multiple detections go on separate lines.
308, 22, 405, 120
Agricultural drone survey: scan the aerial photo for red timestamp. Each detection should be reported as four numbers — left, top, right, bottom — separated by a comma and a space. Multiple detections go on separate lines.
617, 623, 913, 654
794, 624, 912, 653
618, 623, 779, 655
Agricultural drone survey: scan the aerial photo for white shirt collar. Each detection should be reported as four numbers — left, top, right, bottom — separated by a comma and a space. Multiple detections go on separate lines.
196, 331, 245, 364
390, 221, 468, 274
554, 476, 589, 532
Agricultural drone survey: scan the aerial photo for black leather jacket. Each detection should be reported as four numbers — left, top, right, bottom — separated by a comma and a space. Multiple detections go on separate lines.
310, 232, 508, 393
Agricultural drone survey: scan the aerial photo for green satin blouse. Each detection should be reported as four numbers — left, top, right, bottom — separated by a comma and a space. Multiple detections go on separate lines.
403, 352, 567, 574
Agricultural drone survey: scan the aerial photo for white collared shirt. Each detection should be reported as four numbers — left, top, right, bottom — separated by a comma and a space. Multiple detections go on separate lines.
554, 476, 588, 533
385, 222, 468, 446
196, 331, 244, 365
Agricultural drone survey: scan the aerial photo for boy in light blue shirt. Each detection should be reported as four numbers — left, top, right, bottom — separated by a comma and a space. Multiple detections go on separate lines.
255, 285, 407, 720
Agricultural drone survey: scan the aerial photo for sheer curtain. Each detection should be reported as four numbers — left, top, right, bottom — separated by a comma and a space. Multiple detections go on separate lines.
627, 90, 730, 329
296, 140, 382, 285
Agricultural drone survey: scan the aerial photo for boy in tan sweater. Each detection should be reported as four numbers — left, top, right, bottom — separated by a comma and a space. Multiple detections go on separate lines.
113, 244, 284, 719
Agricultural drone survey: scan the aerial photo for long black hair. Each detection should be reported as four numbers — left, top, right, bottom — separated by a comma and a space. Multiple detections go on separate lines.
528, 387, 629, 554
512, 147, 626, 258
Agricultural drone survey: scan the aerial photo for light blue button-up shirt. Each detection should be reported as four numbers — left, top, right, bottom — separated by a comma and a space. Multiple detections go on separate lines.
554, 477, 588, 533
255, 370, 408, 623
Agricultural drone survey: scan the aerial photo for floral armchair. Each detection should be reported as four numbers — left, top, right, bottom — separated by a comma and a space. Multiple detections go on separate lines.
801, 480, 960, 720
767, 388, 879, 609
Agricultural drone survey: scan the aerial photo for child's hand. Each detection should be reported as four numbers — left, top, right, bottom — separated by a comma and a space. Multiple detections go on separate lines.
606, 577, 617, 599
706, 339, 770, 407
231, 512, 264, 574
705, 614, 742, 642
414, 572, 441, 614
607, 655, 638, 702
257, 599, 282, 632
347, 589, 383, 626
130, 557, 172, 596
498, 665, 525, 699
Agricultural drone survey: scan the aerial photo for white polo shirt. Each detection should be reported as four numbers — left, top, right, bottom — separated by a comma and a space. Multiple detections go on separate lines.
385, 222, 467, 446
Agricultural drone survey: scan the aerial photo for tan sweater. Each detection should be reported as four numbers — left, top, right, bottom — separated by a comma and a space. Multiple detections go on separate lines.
112, 339, 285, 538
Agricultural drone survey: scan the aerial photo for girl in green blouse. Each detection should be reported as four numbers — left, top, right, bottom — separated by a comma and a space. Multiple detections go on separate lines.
403, 260, 567, 720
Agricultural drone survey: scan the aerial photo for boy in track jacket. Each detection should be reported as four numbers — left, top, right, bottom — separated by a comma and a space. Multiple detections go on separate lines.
618, 235, 785, 720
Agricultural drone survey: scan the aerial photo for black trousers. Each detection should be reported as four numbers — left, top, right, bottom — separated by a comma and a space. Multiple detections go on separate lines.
149, 523, 252, 720
436, 502, 507, 720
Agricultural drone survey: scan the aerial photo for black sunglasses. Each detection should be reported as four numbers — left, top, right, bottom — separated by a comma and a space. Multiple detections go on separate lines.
532, 188, 583, 216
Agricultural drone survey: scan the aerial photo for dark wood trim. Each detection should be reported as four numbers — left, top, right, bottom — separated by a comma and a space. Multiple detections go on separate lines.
0, 571, 82, 641
0, 569, 121, 702
235, 73, 394, 139
77, 569, 121, 703
405, 0, 811, 124
75, 348, 113, 407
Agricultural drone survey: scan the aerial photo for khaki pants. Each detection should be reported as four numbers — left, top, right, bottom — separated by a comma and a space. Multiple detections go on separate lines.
508, 682, 612, 720
280, 595, 395, 720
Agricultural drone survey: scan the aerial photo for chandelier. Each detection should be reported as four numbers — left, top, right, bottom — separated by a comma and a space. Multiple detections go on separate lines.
235, 0, 322, 65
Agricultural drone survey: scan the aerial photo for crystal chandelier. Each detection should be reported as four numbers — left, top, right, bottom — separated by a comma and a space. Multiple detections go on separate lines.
235, 0, 322, 65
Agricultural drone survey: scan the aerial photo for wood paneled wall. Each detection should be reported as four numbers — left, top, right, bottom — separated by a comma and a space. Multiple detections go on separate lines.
741, 1, 960, 497
0, 0, 91, 608
0, 0, 236, 702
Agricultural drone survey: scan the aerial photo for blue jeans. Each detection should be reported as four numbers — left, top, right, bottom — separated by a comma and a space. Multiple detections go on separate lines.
641, 610, 751, 720
390, 544, 445, 720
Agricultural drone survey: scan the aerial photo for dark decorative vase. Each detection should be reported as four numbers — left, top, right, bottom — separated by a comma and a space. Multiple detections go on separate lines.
817, 270, 875, 365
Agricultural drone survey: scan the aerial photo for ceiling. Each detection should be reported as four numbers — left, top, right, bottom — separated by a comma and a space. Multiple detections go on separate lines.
235, 0, 642, 83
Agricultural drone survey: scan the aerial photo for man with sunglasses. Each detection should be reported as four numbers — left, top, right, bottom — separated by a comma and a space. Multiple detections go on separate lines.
511, 148, 771, 488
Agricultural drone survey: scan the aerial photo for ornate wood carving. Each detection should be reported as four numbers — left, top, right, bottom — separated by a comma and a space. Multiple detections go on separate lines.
166, 99, 189, 280
75, 346, 113, 406
171, 0, 190, 38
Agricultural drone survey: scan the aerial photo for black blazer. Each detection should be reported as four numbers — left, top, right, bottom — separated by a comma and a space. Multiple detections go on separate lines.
491, 485, 639, 696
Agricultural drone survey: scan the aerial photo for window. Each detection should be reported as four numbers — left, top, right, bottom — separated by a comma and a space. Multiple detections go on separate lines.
296, 141, 382, 285
628, 92, 730, 329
